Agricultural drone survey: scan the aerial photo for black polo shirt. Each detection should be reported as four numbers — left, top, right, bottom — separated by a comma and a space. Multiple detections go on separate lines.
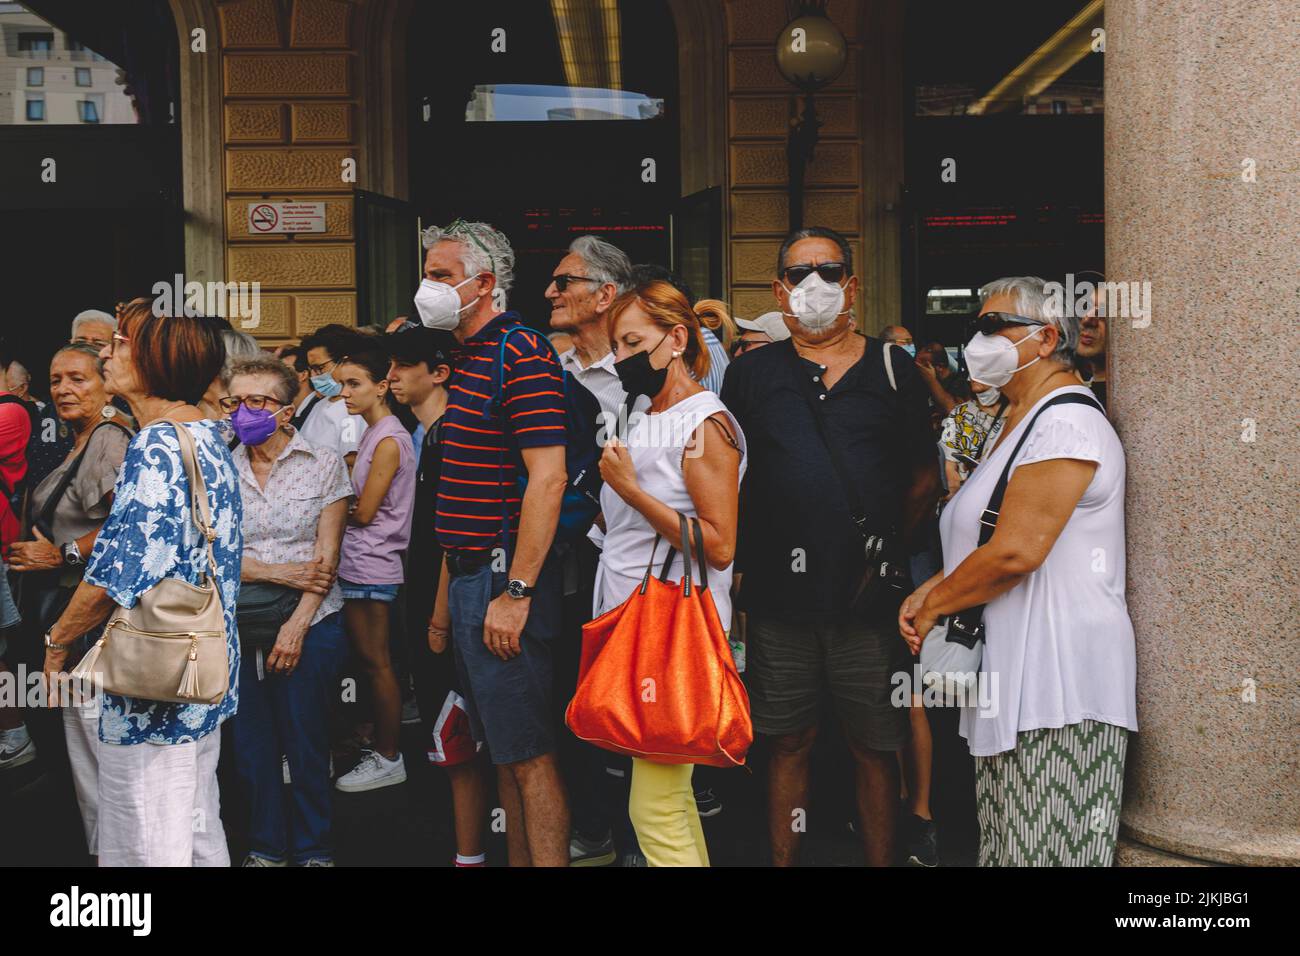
721, 336, 934, 624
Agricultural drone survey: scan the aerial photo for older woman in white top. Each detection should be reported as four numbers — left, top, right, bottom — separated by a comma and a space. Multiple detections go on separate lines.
900, 276, 1137, 867
592, 280, 746, 867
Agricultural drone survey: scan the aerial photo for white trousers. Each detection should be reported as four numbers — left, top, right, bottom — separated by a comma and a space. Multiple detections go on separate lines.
96, 726, 230, 867
63, 703, 102, 855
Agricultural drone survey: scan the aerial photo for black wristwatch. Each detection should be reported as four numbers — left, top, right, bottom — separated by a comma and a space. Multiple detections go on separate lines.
505, 579, 534, 599
62, 541, 84, 567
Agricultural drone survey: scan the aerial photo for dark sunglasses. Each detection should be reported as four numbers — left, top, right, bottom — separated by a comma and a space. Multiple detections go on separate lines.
550, 273, 600, 292
970, 312, 1046, 336
782, 261, 847, 286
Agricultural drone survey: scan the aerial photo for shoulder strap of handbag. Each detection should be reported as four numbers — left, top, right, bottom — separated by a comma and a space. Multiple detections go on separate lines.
165, 420, 219, 580
28, 417, 135, 541
976, 391, 1105, 546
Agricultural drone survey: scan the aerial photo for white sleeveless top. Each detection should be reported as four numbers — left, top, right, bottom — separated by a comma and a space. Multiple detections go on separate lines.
590, 390, 747, 626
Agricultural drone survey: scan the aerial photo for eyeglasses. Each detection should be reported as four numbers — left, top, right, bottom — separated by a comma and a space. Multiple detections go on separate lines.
307, 359, 337, 376
970, 312, 1046, 336
109, 332, 130, 355
218, 394, 286, 413
550, 274, 600, 292
781, 262, 848, 286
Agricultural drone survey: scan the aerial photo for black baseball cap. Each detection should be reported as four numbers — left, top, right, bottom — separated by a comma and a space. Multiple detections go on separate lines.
384, 325, 457, 368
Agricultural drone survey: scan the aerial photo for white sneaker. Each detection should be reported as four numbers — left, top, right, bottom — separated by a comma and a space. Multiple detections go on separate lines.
334, 750, 406, 793
0, 727, 36, 771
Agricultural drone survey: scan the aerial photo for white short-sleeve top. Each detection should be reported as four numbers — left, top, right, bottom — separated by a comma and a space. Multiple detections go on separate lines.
591, 390, 747, 627
939, 385, 1138, 756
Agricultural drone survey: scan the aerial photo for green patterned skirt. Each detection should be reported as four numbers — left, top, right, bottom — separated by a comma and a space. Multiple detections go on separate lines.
975, 720, 1128, 867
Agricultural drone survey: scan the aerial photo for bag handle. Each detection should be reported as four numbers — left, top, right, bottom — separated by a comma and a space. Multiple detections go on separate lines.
166, 420, 219, 581
639, 514, 712, 596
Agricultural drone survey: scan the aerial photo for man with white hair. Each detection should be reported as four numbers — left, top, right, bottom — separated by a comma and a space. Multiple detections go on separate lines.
70, 309, 116, 351
422, 220, 571, 866
545, 235, 633, 421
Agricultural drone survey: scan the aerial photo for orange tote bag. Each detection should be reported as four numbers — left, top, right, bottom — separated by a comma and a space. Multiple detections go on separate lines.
566, 514, 752, 767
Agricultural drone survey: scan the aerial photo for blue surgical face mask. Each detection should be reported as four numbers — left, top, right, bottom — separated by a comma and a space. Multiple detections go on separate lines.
899, 343, 917, 357
311, 372, 342, 398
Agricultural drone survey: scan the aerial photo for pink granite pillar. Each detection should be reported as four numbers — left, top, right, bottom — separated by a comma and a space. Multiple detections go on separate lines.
1106, 0, 1299, 865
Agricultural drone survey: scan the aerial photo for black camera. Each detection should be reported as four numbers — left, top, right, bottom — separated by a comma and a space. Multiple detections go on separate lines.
943, 607, 985, 648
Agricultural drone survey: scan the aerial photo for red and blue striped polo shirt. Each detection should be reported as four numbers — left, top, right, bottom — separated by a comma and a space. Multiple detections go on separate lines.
435, 312, 567, 552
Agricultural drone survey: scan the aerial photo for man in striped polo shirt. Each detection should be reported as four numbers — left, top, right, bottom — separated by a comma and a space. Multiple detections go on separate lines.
423, 220, 571, 867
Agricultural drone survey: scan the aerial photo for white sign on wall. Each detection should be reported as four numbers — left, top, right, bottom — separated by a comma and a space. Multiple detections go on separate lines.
246, 201, 326, 234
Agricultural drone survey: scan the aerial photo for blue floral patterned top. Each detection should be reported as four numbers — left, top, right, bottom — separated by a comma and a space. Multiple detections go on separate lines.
83, 419, 243, 746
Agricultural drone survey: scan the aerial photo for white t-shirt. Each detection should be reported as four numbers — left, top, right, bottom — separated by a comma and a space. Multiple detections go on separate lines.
297, 393, 366, 459
939, 385, 1137, 757
590, 391, 746, 628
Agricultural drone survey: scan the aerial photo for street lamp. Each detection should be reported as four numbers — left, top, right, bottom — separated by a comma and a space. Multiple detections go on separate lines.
776, 2, 848, 232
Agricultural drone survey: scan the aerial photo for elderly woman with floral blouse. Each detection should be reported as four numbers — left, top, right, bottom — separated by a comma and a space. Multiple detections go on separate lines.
42, 299, 242, 868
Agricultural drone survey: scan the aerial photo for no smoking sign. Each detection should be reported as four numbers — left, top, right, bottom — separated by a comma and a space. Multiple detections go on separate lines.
246, 201, 326, 234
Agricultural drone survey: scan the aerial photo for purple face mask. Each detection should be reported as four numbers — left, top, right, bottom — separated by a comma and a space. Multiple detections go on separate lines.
230, 403, 280, 446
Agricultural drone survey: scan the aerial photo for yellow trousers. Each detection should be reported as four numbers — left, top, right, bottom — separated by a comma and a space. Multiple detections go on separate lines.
628, 759, 710, 867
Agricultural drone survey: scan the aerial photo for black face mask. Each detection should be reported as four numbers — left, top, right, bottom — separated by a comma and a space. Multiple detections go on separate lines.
614, 332, 672, 401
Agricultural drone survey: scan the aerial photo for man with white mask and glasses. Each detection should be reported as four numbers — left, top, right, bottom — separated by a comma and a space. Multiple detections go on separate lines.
899, 277, 1136, 866
721, 226, 939, 866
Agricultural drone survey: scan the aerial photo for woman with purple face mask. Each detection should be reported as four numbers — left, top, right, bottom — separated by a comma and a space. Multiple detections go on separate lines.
224, 356, 353, 867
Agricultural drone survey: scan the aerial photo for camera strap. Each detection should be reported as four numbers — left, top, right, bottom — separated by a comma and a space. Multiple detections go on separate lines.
976, 390, 1105, 546
785, 340, 891, 539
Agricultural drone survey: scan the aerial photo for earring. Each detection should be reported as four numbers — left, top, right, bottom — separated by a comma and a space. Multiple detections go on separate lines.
672, 350, 682, 359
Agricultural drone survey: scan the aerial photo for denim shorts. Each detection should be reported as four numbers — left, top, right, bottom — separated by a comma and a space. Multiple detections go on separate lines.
338, 579, 400, 603
446, 553, 561, 766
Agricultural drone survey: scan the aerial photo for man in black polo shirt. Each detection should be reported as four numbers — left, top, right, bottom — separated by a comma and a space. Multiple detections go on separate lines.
721, 226, 939, 867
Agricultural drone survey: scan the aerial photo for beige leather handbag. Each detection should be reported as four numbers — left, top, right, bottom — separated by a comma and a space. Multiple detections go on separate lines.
71, 421, 229, 705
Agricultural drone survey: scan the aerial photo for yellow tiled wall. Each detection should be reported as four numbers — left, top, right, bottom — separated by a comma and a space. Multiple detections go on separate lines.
217, 0, 360, 340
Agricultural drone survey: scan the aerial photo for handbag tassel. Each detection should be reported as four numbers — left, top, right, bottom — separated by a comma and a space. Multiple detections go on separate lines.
77, 640, 104, 683
178, 640, 201, 699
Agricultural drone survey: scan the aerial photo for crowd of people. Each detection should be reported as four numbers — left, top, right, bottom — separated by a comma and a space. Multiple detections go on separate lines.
0, 221, 1135, 868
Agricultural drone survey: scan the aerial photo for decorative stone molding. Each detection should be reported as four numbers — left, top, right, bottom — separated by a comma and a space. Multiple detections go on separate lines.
224, 52, 352, 96
225, 102, 285, 142
731, 192, 789, 235
225, 147, 356, 191
218, 0, 282, 49
290, 0, 353, 48
290, 102, 353, 142
227, 243, 356, 288
293, 292, 357, 334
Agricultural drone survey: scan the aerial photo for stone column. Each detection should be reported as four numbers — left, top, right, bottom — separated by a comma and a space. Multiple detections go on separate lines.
1106, 0, 1299, 865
